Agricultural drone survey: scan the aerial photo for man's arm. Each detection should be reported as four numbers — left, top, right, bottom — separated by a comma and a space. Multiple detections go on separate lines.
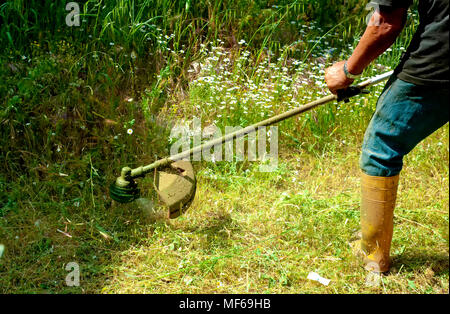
324, 6, 408, 94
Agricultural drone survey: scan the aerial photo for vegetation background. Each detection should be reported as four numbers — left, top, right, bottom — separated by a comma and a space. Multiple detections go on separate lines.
0, 0, 448, 293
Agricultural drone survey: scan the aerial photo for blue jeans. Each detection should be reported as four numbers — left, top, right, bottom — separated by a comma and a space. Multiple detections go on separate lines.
360, 76, 449, 177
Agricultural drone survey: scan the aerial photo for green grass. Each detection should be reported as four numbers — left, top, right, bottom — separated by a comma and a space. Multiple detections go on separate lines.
0, 0, 448, 294
1, 126, 447, 293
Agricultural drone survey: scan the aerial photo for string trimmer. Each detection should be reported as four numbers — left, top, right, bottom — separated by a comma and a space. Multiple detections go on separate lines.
109, 71, 393, 218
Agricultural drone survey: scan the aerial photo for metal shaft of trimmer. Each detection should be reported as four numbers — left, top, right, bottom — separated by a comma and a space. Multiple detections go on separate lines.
123, 71, 394, 181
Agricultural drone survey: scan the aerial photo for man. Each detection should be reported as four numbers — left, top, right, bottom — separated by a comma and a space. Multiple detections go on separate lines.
325, 0, 449, 273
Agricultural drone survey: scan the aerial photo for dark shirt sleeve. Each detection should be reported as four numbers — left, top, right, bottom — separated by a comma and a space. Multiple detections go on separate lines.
370, 0, 413, 8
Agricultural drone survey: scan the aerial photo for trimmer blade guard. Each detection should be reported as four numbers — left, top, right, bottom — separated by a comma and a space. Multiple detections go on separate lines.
155, 160, 196, 219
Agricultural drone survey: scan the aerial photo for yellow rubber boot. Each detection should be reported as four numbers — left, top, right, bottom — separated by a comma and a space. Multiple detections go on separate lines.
360, 172, 399, 273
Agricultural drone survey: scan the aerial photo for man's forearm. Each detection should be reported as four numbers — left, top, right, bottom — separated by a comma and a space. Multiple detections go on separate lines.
346, 7, 407, 75
324, 7, 408, 94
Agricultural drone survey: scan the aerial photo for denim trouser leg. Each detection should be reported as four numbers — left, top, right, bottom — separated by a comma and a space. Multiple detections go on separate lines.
360, 76, 449, 177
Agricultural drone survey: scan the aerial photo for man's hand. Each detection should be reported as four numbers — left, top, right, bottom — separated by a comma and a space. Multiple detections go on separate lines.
324, 60, 354, 94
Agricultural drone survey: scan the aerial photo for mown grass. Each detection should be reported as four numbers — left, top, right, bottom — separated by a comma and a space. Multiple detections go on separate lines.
0, 0, 448, 294
99, 127, 448, 294
2, 124, 446, 294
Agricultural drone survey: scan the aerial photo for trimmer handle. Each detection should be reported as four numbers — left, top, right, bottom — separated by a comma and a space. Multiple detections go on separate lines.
337, 86, 370, 103
336, 70, 394, 102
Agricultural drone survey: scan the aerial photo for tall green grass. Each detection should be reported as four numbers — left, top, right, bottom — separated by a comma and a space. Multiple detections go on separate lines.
0, 0, 420, 213
0, 0, 371, 177
0, 0, 420, 227
1, 1, 366, 52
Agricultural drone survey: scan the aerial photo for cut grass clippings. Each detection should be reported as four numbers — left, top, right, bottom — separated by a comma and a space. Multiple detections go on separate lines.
97, 127, 449, 293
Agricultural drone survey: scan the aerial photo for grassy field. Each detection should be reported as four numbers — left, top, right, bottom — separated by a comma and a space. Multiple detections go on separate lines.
0, 0, 448, 294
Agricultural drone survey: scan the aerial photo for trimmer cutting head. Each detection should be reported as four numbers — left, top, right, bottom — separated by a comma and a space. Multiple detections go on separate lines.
109, 161, 196, 219
109, 167, 141, 203
109, 180, 140, 203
